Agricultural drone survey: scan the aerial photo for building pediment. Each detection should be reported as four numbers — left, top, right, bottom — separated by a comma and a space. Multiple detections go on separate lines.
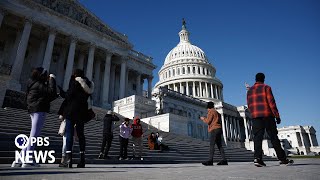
22, 0, 131, 47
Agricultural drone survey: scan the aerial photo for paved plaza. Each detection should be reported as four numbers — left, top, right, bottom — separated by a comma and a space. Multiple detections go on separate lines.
0, 159, 319, 180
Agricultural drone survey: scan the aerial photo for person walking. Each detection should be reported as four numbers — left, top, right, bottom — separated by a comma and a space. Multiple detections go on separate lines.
200, 101, 228, 166
62, 69, 94, 168
119, 118, 132, 160
247, 72, 293, 167
11, 67, 57, 168
98, 110, 120, 159
131, 117, 143, 160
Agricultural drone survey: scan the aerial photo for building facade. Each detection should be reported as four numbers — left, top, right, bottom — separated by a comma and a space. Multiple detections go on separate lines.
278, 125, 319, 155
0, 0, 156, 109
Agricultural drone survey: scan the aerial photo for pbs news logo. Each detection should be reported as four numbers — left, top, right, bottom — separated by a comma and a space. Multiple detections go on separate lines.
14, 134, 55, 163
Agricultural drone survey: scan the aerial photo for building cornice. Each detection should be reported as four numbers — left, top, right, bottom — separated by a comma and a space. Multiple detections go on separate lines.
18, 0, 132, 49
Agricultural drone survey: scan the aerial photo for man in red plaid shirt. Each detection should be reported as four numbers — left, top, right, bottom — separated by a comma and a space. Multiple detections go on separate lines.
247, 73, 293, 167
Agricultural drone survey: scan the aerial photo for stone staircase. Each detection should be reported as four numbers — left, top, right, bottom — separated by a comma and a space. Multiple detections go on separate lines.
0, 103, 276, 164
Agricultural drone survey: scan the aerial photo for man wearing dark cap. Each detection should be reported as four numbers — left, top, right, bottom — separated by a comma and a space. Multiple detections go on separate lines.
247, 72, 293, 167
200, 101, 228, 166
98, 110, 119, 159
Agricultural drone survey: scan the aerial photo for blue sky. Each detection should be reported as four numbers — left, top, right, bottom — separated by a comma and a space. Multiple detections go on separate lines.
79, 0, 320, 139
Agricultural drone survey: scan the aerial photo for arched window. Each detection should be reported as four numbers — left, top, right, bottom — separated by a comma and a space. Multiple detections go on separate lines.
169, 70, 171, 77
182, 67, 185, 74
177, 68, 180, 75
188, 67, 191, 74
173, 69, 175, 76
193, 67, 195, 74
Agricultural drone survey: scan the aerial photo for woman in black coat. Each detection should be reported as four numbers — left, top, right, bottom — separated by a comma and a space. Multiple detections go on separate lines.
62, 69, 94, 168
11, 67, 57, 168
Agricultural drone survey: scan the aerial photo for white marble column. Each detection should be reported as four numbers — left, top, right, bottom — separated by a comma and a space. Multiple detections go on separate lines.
93, 59, 101, 104
136, 73, 141, 96
192, 81, 196, 96
308, 133, 314, 147
205, 82, 208, 98
174, 83, 177, 91
225, 115, 230, 140
42, 29, 56, 71
147, 77, 153, 99
179, 82, 183, 94
199, 82, 202, 97
300, 132, 305, 147
102, 52, 112, 107
229, 116, 234, 140
210, 84, 214, 98
109, 65, 116, 103
77, 53, 85, 70
125, 69, 129, 96
10, 19, 32, 90
243, 117, 249, 141
86, 44, 95, 80
119, 59, 126, 99
215, 85, 219, 100
221, 88, 224, 101
63, 37, 77, 91
186, 81, 189, 95
233, 117, 237, 140
236, 118, 241, 141
221, 113, 227, 144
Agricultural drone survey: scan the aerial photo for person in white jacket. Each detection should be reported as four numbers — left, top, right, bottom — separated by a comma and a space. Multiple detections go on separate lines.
119, 118, 133, 160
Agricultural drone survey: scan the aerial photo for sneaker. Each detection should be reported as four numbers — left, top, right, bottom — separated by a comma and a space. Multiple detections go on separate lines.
124, 158, 130, 160
217, 160, 228, 165
22, 162, 41, 168
140, 157, 144, 161
11, 161, 22, 168
202, 161, 213, 166
280, 159, 294, 166
254, 159, 266, 167
119, 157, 123, 160
98, 153, 104, 159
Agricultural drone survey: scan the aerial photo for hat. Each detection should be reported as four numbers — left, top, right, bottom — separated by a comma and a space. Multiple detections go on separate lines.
207, 101, 214, 109
107, 110, 112, 115
124, 118, 130, 122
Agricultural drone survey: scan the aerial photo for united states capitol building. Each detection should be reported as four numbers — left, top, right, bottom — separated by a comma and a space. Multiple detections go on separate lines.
0, 0, 318, 157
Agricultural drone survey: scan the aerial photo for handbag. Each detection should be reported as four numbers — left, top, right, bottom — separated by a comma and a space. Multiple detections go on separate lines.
58, 120, 66, 136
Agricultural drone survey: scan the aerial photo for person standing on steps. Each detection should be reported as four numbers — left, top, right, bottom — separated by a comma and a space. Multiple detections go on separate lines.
98, 110, 120, 159
247, 72, 293, 167
62, 69, 94, 168
119, 118, 133, 160
11, 67, 57, 168
200, 101, 228, 166
131, 117, 144, 160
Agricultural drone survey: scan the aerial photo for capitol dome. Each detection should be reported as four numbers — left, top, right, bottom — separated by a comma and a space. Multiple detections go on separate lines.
154, 20, 224, 102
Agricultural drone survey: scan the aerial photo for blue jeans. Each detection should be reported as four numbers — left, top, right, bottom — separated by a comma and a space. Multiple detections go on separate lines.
65, 119, 85, 152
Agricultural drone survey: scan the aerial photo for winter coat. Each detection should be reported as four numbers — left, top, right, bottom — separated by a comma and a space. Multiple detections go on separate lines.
201, 108, 222, 132
119, 122, 132, 139
131, 117, 143, 137
64, 77, 94, 123
26, 77, 57, 113
148, 135, 157, 150
103, 114, 120, 135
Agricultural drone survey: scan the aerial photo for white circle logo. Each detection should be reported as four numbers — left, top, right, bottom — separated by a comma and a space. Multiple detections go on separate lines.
15, 134, 29, 149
